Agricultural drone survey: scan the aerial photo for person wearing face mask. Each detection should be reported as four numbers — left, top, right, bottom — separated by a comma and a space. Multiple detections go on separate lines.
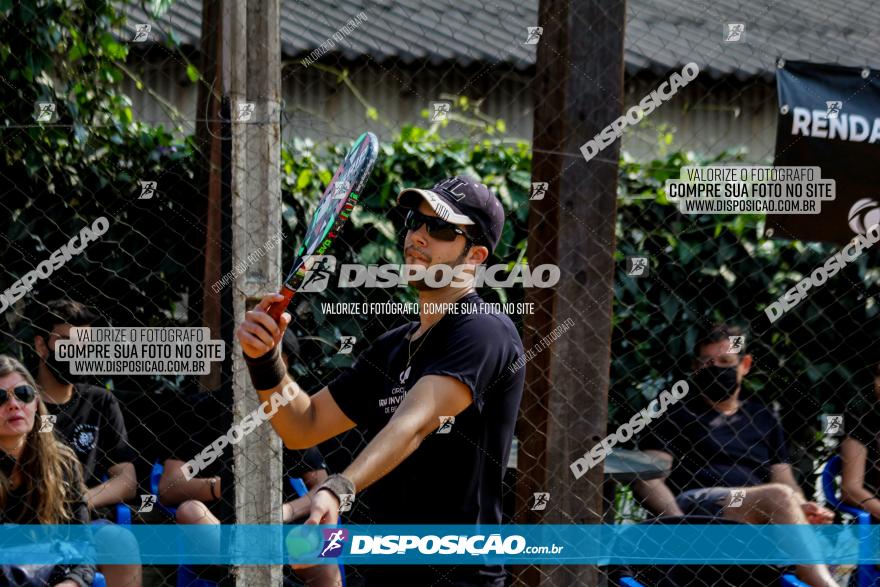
29, 300, 142, 587
632, 323, 838, 587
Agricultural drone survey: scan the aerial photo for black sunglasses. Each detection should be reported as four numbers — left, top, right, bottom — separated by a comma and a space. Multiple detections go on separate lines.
0, 385, 37, 406
404, 210, 471, 243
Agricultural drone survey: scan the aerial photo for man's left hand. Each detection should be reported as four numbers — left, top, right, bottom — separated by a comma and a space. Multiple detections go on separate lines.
802, 501, 834, 524
290, 489, 340, 570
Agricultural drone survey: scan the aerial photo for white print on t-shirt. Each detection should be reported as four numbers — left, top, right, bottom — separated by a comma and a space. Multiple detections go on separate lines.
378, 394, 406, 414
72, 423, 98, 454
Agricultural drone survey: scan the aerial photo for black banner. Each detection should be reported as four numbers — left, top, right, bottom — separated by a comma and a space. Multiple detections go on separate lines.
771, 61, 880, 244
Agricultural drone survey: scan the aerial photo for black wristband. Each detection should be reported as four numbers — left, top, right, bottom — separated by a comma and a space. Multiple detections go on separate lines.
243, 345, 286, 390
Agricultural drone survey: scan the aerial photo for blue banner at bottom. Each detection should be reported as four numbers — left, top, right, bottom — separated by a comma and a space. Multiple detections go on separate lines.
0, 524, 876, 565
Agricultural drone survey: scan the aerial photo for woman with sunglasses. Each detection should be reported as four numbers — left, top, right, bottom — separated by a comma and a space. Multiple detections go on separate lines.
0, 354, 95, 586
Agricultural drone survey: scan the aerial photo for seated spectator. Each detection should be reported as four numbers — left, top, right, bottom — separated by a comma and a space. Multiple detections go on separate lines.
30, 300, 142, 587
840, 361, 880, 519
0, 354, 95, 587
632, 323, 838, 587
158, 330, 339, 586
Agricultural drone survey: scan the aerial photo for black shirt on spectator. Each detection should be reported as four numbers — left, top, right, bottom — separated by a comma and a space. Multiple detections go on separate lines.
640, 395, 790, 495
45, 383, 136, 488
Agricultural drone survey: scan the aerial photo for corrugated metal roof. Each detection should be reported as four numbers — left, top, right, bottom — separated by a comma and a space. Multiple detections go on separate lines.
119, 0, 880, 80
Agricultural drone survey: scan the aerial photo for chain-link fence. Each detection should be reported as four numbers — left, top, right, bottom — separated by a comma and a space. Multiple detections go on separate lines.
2, 0, 880, 586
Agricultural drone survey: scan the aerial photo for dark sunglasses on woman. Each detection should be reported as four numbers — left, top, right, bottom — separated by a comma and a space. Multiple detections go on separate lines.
404, 210, 471, 243
0, 385, 37, 405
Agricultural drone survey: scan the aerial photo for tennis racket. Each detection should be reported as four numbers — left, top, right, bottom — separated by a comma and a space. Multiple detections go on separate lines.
267, 132, 379, 323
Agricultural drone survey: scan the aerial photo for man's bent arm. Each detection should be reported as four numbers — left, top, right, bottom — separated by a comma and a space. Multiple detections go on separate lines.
339, 374, 472, 492
85, 462, 137, 508
237, 294, 355, 449
631, 450, 684, 517
257, 377, 355, 449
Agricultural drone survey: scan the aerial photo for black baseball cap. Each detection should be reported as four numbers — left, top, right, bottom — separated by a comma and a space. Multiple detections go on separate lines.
397, 175, 506, 252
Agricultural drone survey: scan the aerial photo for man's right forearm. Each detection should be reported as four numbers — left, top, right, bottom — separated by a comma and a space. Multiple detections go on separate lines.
256, 375, 314, 446
632, 478, 684, 517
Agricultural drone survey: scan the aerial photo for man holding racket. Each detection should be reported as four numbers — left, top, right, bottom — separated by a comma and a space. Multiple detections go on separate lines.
237, 175, 525, 586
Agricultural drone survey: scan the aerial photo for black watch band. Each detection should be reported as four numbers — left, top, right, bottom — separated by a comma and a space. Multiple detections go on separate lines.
317, 474, 356, 503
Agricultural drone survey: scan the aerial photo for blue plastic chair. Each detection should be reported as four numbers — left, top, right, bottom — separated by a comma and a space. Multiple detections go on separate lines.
150, 461, 218, 587
93, 571, 106, 587
822, 455, 880, 587
609, 515, 809, 587
618, 573, 810, 587
616, 568, 809, 586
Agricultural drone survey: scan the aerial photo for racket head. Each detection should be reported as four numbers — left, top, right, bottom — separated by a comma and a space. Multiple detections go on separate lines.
267, 132, 378, 322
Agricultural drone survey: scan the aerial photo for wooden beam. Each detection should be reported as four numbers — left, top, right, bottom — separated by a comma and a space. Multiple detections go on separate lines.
517, 0, 626, 585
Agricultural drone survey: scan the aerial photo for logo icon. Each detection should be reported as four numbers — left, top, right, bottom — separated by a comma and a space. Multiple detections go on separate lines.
399, 366, 411, 384
319, 528, 349, 558
524, 27, 543, 44
332, 181, 351, 200
338, 494, 354, 513
532, 492, 550, 511
848, 198, 880, 236
137, 494, 157, 513
299, 256, 336, 293
430, 101, 451, 122
530, 182, 548, 201
337, 336, 356, 355
626, 256, 649, 277
138, 180, 157, 200
727, 335, 745, 354
822, 414, 844, 436
728, 489, 746, 508
132, 24, 151, 43
437, 416, 455, 434
38, 415, 57, 433
35, 102, 57, 123
825, 100, 842, 119
237, 102, 256, 122
724, 23, 745, 42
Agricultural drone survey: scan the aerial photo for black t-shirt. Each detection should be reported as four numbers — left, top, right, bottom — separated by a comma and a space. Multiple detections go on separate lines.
845, 404, 880, 495
327, 292, 524, 586
45, 383, 136, 488
640, 395, 790, 495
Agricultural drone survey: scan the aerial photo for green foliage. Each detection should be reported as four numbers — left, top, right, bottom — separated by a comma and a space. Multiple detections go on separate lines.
0, 0, 196, 371
614, 149, 880, 469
